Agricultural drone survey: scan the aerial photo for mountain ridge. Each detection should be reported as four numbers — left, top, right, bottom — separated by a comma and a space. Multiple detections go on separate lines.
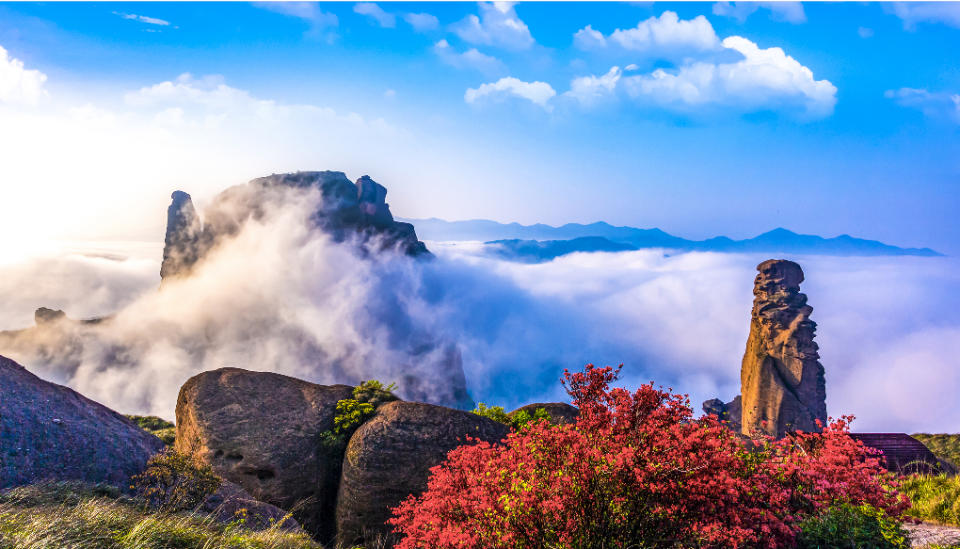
398, 218, 942, 258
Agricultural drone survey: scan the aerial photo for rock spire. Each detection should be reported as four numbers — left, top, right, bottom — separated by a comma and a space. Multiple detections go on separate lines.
740, 259, 827, 438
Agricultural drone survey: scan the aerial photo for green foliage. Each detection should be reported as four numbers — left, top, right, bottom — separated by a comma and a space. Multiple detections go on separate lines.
795, 502, 910, 549
472, 403, 551, 431
0, 481, 319, 549
126, 415, 176, 447
912, 434, 960, 470
320, 380, 397, 451
352, 380, 399, 406
900, 473, 960, 526
132, 447, 222, 512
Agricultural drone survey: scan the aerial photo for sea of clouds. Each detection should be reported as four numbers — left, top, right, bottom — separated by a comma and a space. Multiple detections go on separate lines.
1, 194, 958, 434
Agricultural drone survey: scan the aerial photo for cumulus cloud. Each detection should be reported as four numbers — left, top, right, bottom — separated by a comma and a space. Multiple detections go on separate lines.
565, 66, 621, 106
353, 2, 396, 28
403, 12, 440, 32
885, 2, 960, 30
465, 77, 556, 112
3, 226, 959, 434
574, 12, 722, 56
621, 36, 838, 119
885, 88, 960, 124
114, 12, 171, 26
0, 45, 48, 106
452, 2, 535, 50
433, 39, 506, 76
712, 2, 807, 24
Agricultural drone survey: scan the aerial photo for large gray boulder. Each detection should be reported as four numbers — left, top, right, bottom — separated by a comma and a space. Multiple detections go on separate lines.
0, 354, 164, 489
336, 401, 511, 547
175, 368, 353, 542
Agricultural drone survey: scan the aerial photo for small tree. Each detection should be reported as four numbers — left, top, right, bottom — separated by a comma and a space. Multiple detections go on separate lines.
133, 446, 221, 512
473, 403, 551, 431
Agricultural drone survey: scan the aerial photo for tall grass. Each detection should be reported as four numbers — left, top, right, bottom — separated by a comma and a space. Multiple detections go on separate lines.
0, 482, 321, 549
913, 434, 960, 470
900, 473, 960, 526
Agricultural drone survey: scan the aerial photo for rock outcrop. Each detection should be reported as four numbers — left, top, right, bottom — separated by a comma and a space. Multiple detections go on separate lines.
740, 260, 826, 438
508, 402, 580, 425
201, 480, 303, 532
701, 396, 742, 432
0, 354, 164, 489
175, 368, 353, 542
160, 171, 428, 286
336, 401, 511, 546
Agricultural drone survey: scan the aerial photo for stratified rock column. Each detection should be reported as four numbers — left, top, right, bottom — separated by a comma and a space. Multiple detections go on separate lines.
740, 260, 826, 438
159, 190, 202, 285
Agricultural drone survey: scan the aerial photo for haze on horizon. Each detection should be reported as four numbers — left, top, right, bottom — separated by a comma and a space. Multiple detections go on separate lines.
0, 2, 959, 434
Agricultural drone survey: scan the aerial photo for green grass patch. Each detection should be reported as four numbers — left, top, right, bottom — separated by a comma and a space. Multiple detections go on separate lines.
126, 416, 176, 446
913, 434, 960, 469
900, 473, 960, 526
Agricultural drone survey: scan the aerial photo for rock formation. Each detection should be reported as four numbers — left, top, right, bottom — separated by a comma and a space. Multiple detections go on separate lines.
175, 368, 353, 542
740, 260, 826, 438
508, 402, 580, 425
160, 171, 428, 285
201, 480, 303, 532
703, 259, 826, 439
0, 354, 165, 489
335, 401, 511, 546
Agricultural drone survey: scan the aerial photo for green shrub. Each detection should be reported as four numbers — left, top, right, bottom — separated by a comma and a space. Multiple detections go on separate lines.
912, 433, 960, 470
900, 473, 960, 526
472, 403, 551, 431
320, 380, 398, 451
126, 415, 176, 446
795, 502, 909, 549
352, 380, 399, 406
132, 447, 222, 512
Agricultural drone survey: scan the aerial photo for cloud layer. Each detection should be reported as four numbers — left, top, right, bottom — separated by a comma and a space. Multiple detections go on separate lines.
465, 76, 556, 111
0, 46, 48, 105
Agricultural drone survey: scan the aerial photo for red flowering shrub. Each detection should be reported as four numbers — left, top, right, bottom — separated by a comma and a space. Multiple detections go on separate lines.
390, 364, 908, 549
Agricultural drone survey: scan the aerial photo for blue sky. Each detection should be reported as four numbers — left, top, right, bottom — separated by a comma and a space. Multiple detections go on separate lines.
0, 1, 958, 253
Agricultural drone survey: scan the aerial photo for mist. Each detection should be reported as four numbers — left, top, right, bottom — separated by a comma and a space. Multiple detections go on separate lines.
1, 191, 958, 433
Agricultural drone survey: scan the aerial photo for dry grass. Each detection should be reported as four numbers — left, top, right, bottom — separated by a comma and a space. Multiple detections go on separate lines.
0, 481, 322, 549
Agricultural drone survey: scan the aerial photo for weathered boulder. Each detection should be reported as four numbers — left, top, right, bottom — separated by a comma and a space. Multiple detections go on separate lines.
0, 354, 164, 490
701, 395, 742, 432
201, 480, 303, 532
175, 368, 353, 542
336, 401, 511, 546
508, 402, 579, 425
740, 260, 827, 438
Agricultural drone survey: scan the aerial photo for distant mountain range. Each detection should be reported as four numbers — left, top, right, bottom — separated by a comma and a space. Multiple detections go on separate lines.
400, 218, 943, 259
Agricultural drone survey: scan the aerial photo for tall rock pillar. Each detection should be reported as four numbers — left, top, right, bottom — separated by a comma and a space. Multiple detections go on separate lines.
160, 190, 202, 286
740, 259, 827, 438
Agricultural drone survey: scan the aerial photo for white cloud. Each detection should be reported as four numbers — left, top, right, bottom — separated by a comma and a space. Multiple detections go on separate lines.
403, 12, 440, 32
0, 45, 48, 106
114, 12, 171, 26
154, 107, 185, 127
858, 26, 874, 38
565, 66, 621, 106
712, 2, 807, 24
606, 11, 722, 54
625, 64, 639, 71
885, 88, 960, 124
622, 36, 837, 119
465, 76, 556, 112
253, 2, 339, 40
354, 3, 396, 28
573, 25, 606, 50
124, 73, 279, 114
886, 2, 960, 30
452, 2, 535, 50
433, 39, 506, 76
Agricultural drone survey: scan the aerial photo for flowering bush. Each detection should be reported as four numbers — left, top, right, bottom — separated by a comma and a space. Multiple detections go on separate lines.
390, 364, 908, 549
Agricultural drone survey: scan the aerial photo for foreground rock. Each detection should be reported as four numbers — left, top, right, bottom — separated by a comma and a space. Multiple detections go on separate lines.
175, 368, 353, 542
508, 402, 579, 425
0, 354, 164, 490
740, 260, 827, 438
336, 401, 511, 546
201, 480, 302, 532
